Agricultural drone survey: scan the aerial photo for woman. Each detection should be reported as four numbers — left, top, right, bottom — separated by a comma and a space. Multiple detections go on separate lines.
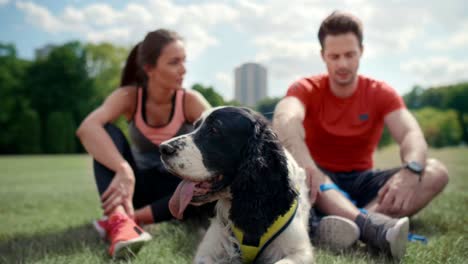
76, 29, 212, 258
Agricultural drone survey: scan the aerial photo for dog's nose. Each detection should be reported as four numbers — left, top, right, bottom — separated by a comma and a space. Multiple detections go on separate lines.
160, 143, 177, 156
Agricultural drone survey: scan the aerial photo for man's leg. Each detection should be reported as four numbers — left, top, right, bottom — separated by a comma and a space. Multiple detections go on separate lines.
365, 159, 449, 217
311, 176, 361, 251
315, 176, 409, 259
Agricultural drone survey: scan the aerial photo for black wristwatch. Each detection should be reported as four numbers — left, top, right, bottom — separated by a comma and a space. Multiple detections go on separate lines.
404, 161, 424, 181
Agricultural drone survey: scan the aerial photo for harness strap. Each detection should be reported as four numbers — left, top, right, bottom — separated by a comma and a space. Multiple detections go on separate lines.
232, 198, 299, 263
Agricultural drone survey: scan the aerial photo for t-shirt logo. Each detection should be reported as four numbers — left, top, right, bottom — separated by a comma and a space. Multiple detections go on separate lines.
359, 113, 369, 121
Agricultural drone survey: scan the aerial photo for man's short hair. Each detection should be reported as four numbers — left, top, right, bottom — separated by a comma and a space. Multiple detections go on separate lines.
318, 11, 363, 49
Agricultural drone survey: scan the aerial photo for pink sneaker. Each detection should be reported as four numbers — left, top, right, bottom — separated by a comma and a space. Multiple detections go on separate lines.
93, 216, 110, 240
107, 213, 152, 259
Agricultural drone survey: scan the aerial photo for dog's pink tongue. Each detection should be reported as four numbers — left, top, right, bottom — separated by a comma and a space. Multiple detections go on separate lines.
169, 180, 196, 220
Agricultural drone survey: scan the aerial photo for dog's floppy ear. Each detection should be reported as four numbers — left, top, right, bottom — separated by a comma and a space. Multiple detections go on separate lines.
230, 113, 297, 238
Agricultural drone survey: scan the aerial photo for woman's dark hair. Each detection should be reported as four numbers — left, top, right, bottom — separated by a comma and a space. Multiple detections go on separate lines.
120, 29, 182, 87
318, 11, 363, 49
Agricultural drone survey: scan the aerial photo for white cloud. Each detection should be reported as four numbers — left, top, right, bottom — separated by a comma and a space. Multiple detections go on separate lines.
254, 36, 322, 79
227, 0, 435, 95
16, 1, 63, 32
15, 0, 238, 59
12, 0, 467, 97
82, 3, 119, 26
214, 72, 233, 100
401, 57, 468, 87
87, 28, 130, 43
427, 21, 468, 50
0, 0, 10, 6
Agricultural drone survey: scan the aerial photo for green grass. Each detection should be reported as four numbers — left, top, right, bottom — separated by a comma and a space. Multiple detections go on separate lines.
0, 147, 467, 263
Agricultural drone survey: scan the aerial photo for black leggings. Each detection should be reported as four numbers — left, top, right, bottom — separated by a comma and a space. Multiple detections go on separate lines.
93, 124, 213, 223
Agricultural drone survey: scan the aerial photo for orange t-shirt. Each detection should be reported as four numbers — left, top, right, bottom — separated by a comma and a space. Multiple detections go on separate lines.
286, 74, 405, 172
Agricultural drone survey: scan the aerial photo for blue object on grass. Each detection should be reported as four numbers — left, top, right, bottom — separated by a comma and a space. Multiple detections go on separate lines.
408, 233, 428, 244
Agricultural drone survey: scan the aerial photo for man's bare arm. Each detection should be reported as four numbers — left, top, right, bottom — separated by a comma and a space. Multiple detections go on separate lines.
385, 108, 427, 166
273, 97, 324, 203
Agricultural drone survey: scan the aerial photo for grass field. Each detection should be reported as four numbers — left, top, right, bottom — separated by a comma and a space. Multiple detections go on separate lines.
0, 146, 467, 264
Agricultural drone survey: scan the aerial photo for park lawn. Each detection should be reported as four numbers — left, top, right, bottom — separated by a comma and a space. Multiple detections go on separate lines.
0, 146, 467, 264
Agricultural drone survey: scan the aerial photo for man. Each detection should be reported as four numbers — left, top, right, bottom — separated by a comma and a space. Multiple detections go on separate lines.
273, 11, 448, 260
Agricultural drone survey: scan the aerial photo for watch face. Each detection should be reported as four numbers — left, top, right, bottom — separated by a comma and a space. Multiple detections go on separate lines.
408, 161, 423, 173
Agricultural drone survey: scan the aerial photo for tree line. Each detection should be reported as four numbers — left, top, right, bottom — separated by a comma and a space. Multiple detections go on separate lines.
1, 41, 466, 154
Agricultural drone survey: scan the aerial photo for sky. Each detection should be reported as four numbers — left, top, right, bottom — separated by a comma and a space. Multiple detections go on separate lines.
1, 0, 467, 101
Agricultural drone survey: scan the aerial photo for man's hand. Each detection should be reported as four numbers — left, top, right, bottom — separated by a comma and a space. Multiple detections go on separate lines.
376, 169, 420, 215
305, 166, 325, 204
101, 163, 135, 218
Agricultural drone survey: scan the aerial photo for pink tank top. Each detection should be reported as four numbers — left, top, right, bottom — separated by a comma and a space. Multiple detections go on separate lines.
133, 88, 187, 145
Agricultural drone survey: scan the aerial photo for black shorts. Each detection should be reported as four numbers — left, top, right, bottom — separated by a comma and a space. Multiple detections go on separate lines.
319, 166, 402, 208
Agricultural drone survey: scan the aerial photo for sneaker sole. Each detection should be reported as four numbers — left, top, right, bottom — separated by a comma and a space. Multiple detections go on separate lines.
386, 217, 409, 260
317, 216, 360, 251
112, 232, 152, 259
92, 220, 107, 240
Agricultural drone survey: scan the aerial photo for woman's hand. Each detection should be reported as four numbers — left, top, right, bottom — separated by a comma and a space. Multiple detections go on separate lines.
101, 163, 136, 218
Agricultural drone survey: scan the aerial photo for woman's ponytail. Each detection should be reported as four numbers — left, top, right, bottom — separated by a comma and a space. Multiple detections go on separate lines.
120, 42, 144, 87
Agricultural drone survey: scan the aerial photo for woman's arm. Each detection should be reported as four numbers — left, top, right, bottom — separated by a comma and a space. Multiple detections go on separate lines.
76, 87, 136, 171
184, 89, 212, 123
76, 86, 137, 216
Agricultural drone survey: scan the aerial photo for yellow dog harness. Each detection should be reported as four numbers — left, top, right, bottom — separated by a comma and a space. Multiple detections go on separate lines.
231, 198, 299, 263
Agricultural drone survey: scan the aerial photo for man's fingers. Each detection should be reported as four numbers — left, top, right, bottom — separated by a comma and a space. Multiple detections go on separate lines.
402, 194, 412, 213
379, 189, 395, 213
392, 195, 405, 213
378, 184, 389, 204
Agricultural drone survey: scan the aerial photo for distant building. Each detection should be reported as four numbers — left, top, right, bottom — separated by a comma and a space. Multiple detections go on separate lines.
35, 44, 56, 60
234, 62, 267, 106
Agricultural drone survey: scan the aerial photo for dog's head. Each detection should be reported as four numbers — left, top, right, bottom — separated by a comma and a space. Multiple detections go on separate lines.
161, 106, 296, 236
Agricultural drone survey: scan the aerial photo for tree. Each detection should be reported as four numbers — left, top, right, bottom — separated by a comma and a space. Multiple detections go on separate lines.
413, 107, 462, 148
403, 86, 424, 109
25, 42, 95, 151
85, 43, 129, 107
443, 83, 468, 143
255, 97, 281, 120
191, 84, 225, 107
45, 112, 76, 153
403, 82, 468, 145
224, 99, 242, 106
13, 109, 41, 153
0, 43, 35, 153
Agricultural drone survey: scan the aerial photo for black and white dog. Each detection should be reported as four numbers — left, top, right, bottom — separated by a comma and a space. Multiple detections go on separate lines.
160, 107, 313, 264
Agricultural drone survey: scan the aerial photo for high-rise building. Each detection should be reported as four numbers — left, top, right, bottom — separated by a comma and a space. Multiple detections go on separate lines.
234, 62, 267, 106
35, 44, 56, 59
